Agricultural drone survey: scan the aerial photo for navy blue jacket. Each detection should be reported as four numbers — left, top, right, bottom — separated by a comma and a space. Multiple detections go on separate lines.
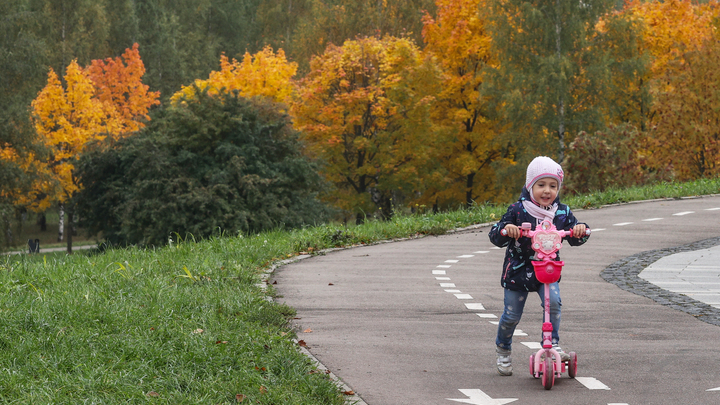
488, 188, 590, 292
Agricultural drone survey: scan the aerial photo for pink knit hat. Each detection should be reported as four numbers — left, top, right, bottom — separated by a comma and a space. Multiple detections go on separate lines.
525, 156, 564, 192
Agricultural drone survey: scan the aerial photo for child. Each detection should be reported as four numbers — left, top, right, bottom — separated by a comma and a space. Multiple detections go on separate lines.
488, 156, 589, 376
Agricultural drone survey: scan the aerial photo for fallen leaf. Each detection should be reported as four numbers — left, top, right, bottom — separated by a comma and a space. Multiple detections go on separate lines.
193, 328, 204, 334
216, 340, 228, 344
272, 280, 277, 284
328, 283, 334, 286
303, 328, 312, 333
343, 390, 355, 396
259, 386, 268, 394
147, 391, 159, 397
235, 393, 246, 402
298, 340, 307, 347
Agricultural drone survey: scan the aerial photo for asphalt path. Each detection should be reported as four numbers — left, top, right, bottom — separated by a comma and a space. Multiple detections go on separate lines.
273, 196, 720, 405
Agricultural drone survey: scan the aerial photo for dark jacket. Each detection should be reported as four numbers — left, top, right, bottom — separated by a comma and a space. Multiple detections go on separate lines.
488, 188, 590, 292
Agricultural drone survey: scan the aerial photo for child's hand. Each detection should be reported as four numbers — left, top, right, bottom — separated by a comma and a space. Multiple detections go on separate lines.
572, 224, 587, 238
503, 224, 521, 239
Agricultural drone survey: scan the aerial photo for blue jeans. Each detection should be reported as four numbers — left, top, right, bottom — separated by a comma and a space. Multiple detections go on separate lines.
496, 283, 562, 351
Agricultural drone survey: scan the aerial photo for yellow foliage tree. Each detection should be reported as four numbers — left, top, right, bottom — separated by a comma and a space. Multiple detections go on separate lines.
30, 61, 112, 209
422, 0, 506, 208
625, 0, 719, 77
171, 46, 297, 105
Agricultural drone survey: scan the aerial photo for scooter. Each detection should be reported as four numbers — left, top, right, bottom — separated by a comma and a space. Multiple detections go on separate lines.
503, 220, 590, 390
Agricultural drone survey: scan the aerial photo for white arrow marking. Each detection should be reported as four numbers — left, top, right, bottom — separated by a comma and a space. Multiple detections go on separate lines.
707, 386, 720, 391
576, 377, 611, 390
447, 389, 517, 404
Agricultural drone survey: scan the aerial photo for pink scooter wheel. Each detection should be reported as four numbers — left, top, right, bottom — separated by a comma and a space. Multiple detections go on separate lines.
542, 356, 554, 390
568, 352, 578, 378
529, 354, 538, 378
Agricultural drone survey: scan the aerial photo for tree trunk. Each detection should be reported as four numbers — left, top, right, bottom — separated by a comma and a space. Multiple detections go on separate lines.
66, 204, 74, 254
58, 204, 64, 242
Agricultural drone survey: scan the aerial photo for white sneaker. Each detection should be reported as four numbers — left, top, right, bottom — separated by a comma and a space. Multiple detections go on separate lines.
553, 345, 571, 362
496, 346, 512, 376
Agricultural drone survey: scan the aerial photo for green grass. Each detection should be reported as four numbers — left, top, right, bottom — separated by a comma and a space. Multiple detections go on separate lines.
0, 177, 718, 403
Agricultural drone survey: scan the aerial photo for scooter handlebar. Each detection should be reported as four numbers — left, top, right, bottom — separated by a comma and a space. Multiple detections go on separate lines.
500, 226, 591, 237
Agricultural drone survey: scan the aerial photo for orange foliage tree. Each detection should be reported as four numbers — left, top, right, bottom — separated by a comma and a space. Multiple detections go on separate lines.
422, 0, 506, 208
649, 38, 720, 181
171, 46, 297, 106
292, 35, 440, 223
87, 43, 160, 134
624, 0, 719, 78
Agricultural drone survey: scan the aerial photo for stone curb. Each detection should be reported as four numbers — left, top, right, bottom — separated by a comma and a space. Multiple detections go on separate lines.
601, 236, 720, 327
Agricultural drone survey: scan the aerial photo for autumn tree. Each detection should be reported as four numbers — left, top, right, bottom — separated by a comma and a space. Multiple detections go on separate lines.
649, 38, 720, 181
624, 0, 719, 79
292, 35, 439, 223
87, 43, 161, 134
487, 0, 615, 162
422, 0, 508, 208
171, 46, 297, 106
30, 45, 158, 253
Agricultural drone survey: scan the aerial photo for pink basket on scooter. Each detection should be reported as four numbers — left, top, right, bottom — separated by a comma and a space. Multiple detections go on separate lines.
532, 260, 563, 284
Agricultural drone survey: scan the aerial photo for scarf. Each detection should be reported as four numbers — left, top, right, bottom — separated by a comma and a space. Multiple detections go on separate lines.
522, 200, 558, 225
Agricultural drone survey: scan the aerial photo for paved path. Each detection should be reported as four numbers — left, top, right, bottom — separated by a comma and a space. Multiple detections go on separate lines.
274, 195, 720, 405
640, 245, 720, 308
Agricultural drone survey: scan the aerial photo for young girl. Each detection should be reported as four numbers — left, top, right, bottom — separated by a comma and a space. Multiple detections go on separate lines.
488, 156, 590, 376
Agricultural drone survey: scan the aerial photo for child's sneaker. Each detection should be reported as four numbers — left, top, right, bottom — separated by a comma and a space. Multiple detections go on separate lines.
552, 345, 571, 362
496, 346, 512, 376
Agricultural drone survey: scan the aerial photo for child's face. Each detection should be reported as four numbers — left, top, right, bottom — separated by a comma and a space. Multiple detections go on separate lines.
531, 177, 559, 207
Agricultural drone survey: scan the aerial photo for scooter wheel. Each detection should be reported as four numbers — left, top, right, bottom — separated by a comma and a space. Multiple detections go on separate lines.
529, 354, 538, 378
542, 356, 554, 390
568, 352, 577, 379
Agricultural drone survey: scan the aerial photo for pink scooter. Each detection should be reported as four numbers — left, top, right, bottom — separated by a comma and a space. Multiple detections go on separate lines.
504, 220, 590, 390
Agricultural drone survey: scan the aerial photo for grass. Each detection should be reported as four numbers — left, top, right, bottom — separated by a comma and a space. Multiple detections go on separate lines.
0, 177, 718, 404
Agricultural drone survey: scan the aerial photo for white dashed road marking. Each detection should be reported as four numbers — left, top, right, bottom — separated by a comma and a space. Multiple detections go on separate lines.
433, 270, 446, 275
521, 342, 542, 349
440, 283, 456, 288
576, 377, 611, 390
454, 294, 473, 300
465, 303, 485, 310
613, 222, 633, 226
457, 255, 475, 258
445, 260, 460, 263
642, 217, 663, 221
476, 314, 497, 318
673, 211, 695, 216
